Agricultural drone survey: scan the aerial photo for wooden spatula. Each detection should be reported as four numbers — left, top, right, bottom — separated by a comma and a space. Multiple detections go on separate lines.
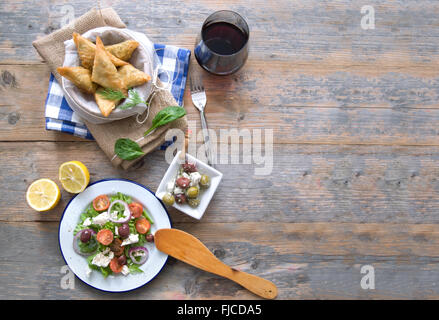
154, 228, 278, 299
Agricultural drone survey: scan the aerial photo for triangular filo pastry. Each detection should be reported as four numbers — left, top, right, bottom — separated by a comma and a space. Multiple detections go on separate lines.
72, 33, 95, 70
91, 37, 125, 91
94, 88, 120, 117
118, 64, 151, 89
72, 33, 128, 69
106, 40, 140, 61
57, 66, 97, 94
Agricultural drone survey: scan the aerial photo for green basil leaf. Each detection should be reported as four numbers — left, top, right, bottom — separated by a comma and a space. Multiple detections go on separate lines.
144, 106, 186, 136
114, 138, 145, 160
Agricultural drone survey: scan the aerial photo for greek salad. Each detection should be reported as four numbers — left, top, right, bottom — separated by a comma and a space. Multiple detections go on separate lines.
73, 192, 155, 278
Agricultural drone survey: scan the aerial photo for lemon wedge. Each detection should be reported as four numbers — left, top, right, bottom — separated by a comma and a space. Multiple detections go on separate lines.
59, 161, 90, 193
26, 178, 61, 212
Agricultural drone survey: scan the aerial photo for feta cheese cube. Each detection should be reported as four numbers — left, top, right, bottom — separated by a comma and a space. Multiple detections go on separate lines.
121, 233, 139, 246
121, 265, 130, 276
173, 186, 185, 195
92, 211, 109, 226
83, 217, 92, 227
91, 248, 114, 268
189, 172, 202, 187
181, 172, 190, 179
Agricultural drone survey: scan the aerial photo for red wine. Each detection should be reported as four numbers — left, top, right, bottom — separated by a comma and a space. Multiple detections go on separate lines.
202, 22, 248, 55
195, 11, 249, 75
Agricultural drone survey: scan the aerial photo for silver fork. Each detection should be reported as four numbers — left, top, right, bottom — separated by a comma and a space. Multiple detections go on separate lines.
190, 74, 214, 167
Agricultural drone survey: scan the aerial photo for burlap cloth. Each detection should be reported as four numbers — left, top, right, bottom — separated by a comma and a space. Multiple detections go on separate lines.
32, 7, 187, 170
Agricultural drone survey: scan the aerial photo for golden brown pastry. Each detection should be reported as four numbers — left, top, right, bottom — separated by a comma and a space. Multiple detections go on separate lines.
94, 88, 120, 117
118, 64, 151, 89
91, 37, 125, 91
72, 32, 128, 69
106, 40, 140, 61
57, 66, 97, 94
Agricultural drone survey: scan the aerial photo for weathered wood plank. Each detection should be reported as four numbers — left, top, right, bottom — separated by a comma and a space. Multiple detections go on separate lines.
2, 62, 439, 144
2, 1, 439, 143
2, 221, 439, 299
0, 63, 86, 142
3, 0, 439, 63
2, 0, 439, 301
2, 141, 439, 224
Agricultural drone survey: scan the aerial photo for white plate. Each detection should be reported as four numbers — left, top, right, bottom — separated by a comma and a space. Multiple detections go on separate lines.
58, 179, 171, 293
155, 151, 223, 220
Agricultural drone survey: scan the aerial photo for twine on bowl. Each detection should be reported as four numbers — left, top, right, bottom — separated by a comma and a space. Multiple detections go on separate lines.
134, 46, 182, 125
110, 48, 184, 162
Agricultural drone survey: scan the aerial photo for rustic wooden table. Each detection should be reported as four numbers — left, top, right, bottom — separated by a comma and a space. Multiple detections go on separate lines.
1, 0, 439, 300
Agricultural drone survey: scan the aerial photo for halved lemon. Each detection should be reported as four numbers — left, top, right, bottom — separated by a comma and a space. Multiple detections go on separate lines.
59, 161, 90, 193
26, 178, 61, 212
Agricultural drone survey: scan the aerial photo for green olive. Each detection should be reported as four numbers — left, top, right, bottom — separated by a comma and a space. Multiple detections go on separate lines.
188, 198, 200, 208
162, 193, 175, 206
186, 186, 199, 198
200, 174, 210, 188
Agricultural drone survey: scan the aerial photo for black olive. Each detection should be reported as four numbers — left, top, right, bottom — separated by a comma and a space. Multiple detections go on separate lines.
175, 193, 187, 204
146, 234, 154, 242
118, 223, 130, 239
80, 230, 91, 243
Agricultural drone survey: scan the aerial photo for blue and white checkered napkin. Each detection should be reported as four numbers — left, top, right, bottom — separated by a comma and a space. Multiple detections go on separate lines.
45, 43, 191, 140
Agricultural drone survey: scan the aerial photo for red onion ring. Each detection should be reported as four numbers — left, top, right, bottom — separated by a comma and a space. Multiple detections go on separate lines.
73, 229, 97, 256
107, 200, 131, 223
128, 246, 149, 265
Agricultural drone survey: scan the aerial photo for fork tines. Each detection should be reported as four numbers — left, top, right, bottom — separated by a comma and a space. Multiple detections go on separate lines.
190, 74, 204, 93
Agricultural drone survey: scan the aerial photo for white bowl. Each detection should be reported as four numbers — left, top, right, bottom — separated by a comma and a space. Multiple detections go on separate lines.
61, 27, 155, 124
155, 151, 223, 220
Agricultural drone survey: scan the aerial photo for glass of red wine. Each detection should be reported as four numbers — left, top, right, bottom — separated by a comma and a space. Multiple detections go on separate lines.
194, 10, 249, 75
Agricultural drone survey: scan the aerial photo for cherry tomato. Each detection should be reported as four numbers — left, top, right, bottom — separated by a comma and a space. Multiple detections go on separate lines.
135, 218, 151, 234
129, 202, 143, 218
96, 229, 113, 245
93, 195, 110, 212
109, 257, 123, 273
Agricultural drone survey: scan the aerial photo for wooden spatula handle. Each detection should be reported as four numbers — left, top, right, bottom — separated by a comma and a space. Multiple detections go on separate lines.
154, 228, 278, 299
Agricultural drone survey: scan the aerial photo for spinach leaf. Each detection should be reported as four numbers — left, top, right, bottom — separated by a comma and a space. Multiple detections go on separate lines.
100, 266, 112, 278
78, 237, 98, 254
128, 263, 144, 274
110, 192, 132, 204
144, 106, 186, 136
114, 138, 145, 160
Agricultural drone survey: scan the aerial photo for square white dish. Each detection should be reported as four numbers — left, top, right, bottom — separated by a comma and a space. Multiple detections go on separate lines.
155, 151, 223, 220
